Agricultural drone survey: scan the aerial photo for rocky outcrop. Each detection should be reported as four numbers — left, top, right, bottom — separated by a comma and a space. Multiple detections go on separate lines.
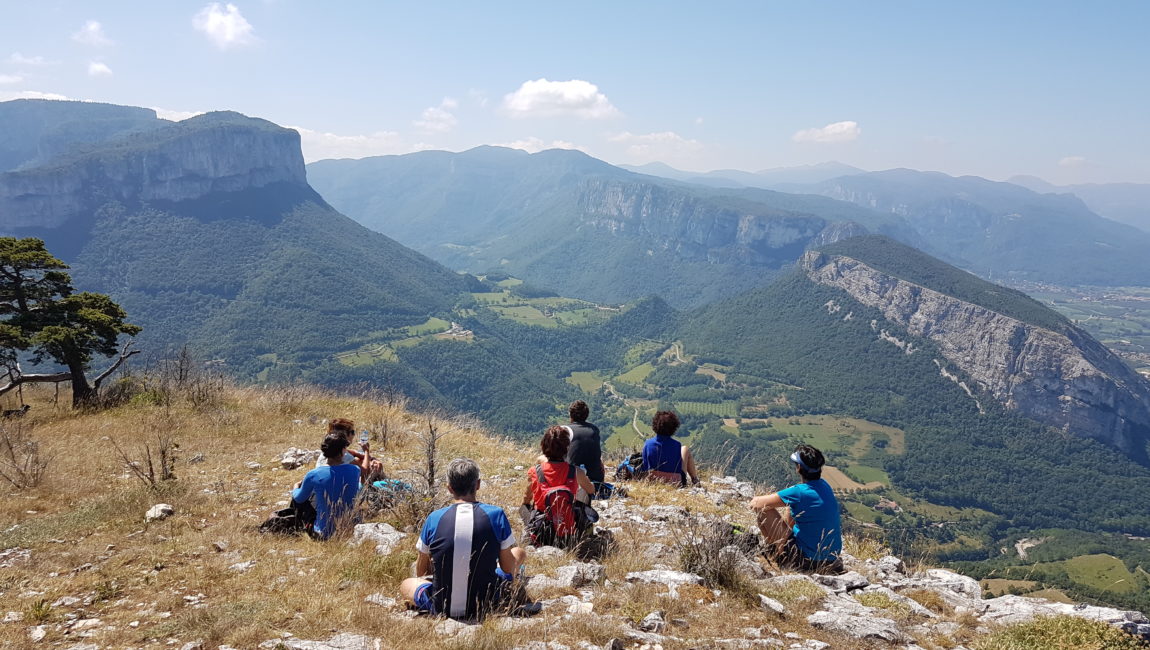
802, 250, 1150, 453
577, 178, 827, 265
0, 111, 308, 231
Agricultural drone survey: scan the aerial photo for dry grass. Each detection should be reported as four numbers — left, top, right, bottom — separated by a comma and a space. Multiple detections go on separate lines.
971, 615, 1148, 650
0, 382, 1093, 650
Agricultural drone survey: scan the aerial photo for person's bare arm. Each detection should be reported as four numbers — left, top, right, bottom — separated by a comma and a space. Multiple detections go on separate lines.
498, 546, 520, 574
575, 467, 596, 496
415, 551, 432, 578
359, 442, 372, 483
749, 493, 785, 511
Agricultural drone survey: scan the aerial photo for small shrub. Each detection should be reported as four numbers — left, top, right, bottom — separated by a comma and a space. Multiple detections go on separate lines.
676, 518, 760, 604
24, 598, 52, 623
111, 430, 179, 490
93, 579, 123, 602
971, 615, 1148, 650
0, 421, 49, 489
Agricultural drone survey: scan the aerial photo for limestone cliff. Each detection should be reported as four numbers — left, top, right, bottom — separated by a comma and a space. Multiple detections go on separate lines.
576, 178, 859, 265
802, 249, 1150, 454
0, 111, 307, 231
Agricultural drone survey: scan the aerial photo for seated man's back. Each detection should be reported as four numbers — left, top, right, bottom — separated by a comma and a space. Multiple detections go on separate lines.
293, 434, 361, 539
418, 501, 515, 619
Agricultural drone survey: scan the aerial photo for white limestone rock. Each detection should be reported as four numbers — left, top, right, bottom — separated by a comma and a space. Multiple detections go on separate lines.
145, 503, 175, 522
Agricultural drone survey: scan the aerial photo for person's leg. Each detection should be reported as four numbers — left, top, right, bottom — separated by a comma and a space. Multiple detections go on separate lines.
681, 446, 699, 485
400, 578, 431, 608
752, 505, 792, 559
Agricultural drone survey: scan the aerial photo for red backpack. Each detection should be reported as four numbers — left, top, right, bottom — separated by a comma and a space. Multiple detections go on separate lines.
529, 463, 577, 543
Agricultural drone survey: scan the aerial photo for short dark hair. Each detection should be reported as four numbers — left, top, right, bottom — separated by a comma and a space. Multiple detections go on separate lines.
793, 444, 825, 481
320, 433, 350, 460
328, 418, 355, 436
541, 425, 571, 462
447, 458, 480, 497
569, 400, 590, 423
651, 410, 680, 437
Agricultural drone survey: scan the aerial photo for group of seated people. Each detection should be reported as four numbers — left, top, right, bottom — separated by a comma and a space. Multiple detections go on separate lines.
288, 400, 842, 619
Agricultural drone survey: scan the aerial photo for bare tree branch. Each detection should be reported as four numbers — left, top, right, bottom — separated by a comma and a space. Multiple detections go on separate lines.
93, 340, 140, 391
0, 371, 71, 398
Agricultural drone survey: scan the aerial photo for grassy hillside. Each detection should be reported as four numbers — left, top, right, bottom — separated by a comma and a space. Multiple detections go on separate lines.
0, 381, 913, 649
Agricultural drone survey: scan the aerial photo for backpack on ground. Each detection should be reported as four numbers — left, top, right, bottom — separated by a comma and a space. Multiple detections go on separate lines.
526, 463, 577, 546
614, 452, 646, 481
259, 498, 316, 536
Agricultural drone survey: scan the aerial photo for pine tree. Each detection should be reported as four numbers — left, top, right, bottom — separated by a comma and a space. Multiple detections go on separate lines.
0, 237, 141, 407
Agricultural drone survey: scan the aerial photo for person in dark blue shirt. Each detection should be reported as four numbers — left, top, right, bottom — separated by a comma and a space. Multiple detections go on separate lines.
749, 444, 843, 572
639, 410, 699, 486
291, 433, 361, 539
400, 458, 527, 619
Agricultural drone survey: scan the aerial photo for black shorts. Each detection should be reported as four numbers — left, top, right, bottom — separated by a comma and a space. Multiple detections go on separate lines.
776, 536, 843, 574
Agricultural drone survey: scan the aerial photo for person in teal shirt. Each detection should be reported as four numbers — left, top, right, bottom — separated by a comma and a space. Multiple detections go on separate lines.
749, 444, 843, 572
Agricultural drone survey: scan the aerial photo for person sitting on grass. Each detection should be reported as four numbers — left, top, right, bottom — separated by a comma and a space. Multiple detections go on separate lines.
315, 418, 383, 484
292, 433, 361, 539
564, 400, 607, 500
639, 410, 700, 486
401, 458, 527, 620
522, 426, 598, 547
749, 444, 843, 573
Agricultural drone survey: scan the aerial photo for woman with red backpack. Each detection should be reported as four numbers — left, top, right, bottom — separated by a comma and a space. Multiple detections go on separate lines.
521, 426, 598, 547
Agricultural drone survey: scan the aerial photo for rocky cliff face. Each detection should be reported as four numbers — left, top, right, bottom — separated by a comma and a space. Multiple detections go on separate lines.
802, 250, 1150, 454
577, 178, 860, 265
0, 112, 307, 231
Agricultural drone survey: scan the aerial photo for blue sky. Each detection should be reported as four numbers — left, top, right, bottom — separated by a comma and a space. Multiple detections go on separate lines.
2, 1, 1147, 183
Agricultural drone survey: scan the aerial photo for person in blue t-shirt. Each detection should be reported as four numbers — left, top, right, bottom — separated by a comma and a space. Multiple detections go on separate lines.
749, 444, 843, 572
639, 410, 700, 486
291, 433, 361, 539
400, 458, 527, 620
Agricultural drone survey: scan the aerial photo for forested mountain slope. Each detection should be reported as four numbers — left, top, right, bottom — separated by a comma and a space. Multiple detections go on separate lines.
307, 148, 904, 308
679, 240, 1150, 540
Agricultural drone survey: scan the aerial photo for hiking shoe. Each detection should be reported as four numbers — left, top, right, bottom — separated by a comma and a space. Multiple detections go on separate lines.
512, 601, 543, 617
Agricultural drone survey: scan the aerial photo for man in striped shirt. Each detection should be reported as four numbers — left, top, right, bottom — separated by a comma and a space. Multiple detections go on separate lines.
400, 458, 527, 619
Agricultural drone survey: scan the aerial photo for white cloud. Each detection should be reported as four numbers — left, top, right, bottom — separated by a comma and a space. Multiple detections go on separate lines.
413, 97, 459, 134
1059, 155, 1088, 168
291, 126, 425, 162
792, 120, 861, 144
0, 74, 23, 85
7, 53, 49, 66
72, 20, 112, 47
493, 137, 583, 154
87, 62, 113, 77
609, 130, 702, 162
193, 3, 257, 50
0, 90, 72, 102
502, 78, 619, 119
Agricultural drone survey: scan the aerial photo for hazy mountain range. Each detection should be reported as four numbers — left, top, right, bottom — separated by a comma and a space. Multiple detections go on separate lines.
1009, 174, 1150, 233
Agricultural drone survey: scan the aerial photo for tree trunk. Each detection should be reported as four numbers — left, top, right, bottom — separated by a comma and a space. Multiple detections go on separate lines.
67, 358, 95, 408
